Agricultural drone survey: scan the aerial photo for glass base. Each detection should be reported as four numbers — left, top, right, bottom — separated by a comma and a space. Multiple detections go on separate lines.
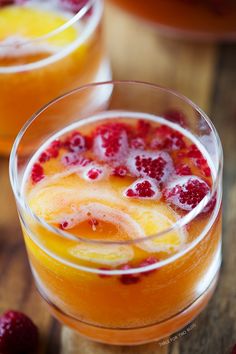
36, 271, 219, 346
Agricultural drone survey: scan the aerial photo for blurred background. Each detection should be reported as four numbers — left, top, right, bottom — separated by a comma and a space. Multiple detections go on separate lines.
0, 1, 236, 353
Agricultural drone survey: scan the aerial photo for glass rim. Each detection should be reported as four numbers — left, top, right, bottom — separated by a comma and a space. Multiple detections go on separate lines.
9, 80, 223, 274
0, 0, 101, 73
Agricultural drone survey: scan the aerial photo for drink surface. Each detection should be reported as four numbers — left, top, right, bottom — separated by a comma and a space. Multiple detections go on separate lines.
111, 0, 236, 38
23, 112, 216, 271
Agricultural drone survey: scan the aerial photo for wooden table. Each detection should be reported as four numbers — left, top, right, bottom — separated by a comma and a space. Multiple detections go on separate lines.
1, 3, 236, 354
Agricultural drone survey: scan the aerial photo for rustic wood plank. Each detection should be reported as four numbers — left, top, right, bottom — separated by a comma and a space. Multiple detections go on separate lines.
60, 327, 168, 354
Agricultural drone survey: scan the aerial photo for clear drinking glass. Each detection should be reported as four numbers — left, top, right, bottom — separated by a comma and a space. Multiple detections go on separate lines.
10, 81, 223, 345
110, 0, 236, 41
0, 0, 111, 155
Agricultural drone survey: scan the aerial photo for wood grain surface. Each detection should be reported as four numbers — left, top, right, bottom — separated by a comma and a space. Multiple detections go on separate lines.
1, 2, 236, 354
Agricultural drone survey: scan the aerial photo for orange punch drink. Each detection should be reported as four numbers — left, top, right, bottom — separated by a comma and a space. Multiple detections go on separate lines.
10, 82, 223, 345
111, 0, 236, 40
0, 0, 110, 155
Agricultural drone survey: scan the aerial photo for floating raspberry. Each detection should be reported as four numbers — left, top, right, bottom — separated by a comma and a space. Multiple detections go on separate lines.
93, 122, 129, 163
0, 310, 38, 354
195, 158, 211, 177
98, 267, 112, 278
175, 163, 192, 176
163, 110, 186, 127
112, 165, 128, 177
139, 256, 159, 275
88, 218, 99, 231
31, 163, 44, 183
164, 176, 210, 211
124, 178, 160, 200
61, 152, 91, 167
203, 193, 217, 214
63, 131, 86, 153
39, 140, 61, 163
59, 221, 69, 230
137, 119, 151, 138
130, 137, 146, 150
59, 0, 89, 13
83, 166, 105, 181
119, 265, 140, 285
151, 125, 186, 151
127, 150, 173, 184
0, 0, 13, 6
187, 144, 202, 159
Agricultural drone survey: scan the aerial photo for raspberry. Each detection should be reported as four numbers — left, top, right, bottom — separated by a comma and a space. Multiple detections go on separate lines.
39, 140, 61, 163
195, 158, 211, 177
61, 153, 91, 167
0, 310, 38, 354
31, 163, 44, 183
175, 163, 192, 176
164, 176, 210, 211
63, 131, 86, 153
124, 178, 160, 199
127, 150, 173, 184
163, 110, 186, 127
84, 167, 104, 181
88, 218, 99, 231
203, 193, 217, 214
93, 122, 129, 163
119, 265, 140, 285
151, 125, 186, 151
0, 0, 13, 6
130, 137, 146, 150
139, 256, 159, 275
231, 344, 236, 354
59, 221, 69, 230
187, 144, 202, 159
137, 119, 151, 138
98, 267, 112, 278
59, 0, 89, 13
112, 165, 128, 177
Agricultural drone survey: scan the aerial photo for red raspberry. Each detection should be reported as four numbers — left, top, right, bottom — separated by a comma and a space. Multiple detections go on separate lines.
137, 119, 151, 138
0, 0, 13, 6
130, 137, 146, 150
195, 158, 211, 177
151, 125, 186, 151
39, 140, 61, 163
203, 193, 217, 214
139, 256, 159, 275
85, 167, 104, 181
231, 344, 236, 354
31, 163, 44, 183
127, 150, 173, 184
163, 110, 186, 127
61, 153, 91, 167
187, 144, 202, 159
112, 165, 128, 177
93, 122, 129, 163
164, 176, 210, 211
63, 131, 86, 153
59, 0, 89, 13
175, 163, 192, 176
124, 178, 160, 199
0, 310, 38, 354
119, 265, 140, 285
